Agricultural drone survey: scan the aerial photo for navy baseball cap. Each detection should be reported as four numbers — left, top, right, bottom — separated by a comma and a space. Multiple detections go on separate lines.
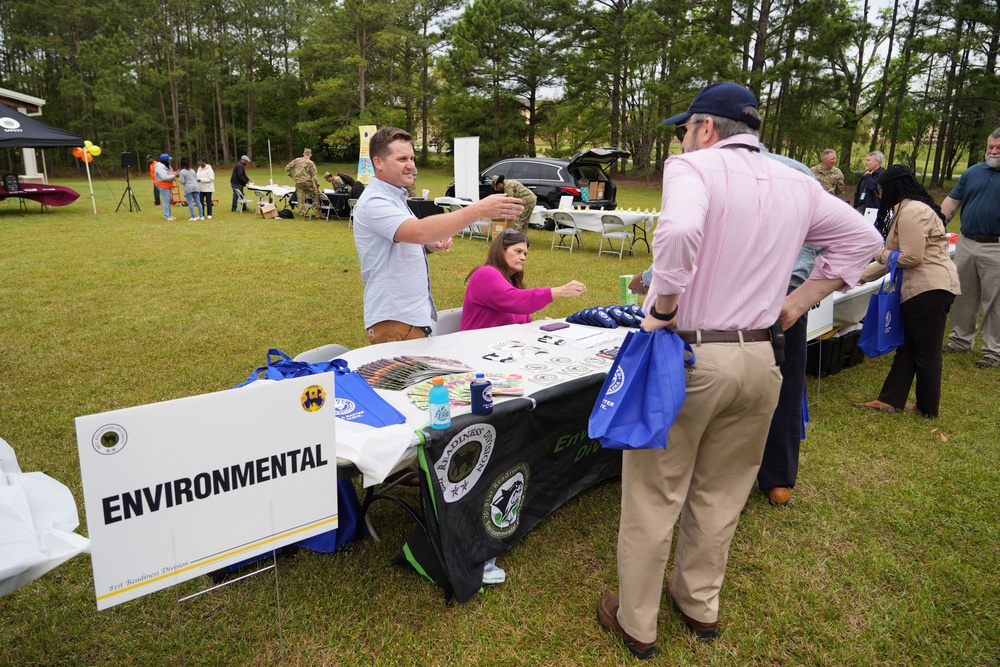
663, 82, 761, 130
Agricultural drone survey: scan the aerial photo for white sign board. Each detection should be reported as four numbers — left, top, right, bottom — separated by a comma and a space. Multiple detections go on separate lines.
453, 136, 481, 201
806, 294, 835, 341
76, 375, 338, 609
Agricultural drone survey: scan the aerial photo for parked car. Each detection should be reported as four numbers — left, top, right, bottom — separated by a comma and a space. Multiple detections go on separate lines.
445, 147, 630, 228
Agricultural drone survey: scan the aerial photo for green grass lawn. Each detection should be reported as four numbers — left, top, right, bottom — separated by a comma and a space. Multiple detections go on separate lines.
0, 171, 997, 666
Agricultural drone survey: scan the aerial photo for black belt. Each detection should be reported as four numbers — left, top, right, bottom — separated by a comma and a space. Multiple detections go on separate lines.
677, 329, 771, 344
965, 234, 999, 243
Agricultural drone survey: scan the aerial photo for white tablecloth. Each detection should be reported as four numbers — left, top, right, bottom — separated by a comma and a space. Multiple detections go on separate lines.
334, 322, 628, 486
537, 208, 655, 234
248, 183, 295, 199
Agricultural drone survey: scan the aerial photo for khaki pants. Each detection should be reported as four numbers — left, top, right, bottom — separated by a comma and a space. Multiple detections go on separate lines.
616, 341, 782, 643
366, 320, 429, 345
947, 236, 1000, 361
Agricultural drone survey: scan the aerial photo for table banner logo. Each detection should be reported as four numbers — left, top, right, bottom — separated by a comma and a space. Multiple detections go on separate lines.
482, 463, 529, 538
434, 424, 495, 503
0, 117, 22, 131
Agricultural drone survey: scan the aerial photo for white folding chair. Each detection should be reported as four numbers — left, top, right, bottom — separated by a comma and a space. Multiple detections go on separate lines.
235, 189, 257, 214
315, 192, 333, 220
348, 198, 358, 228
293, 343, 350, 362
599, 214, 634, 259
430, 307, 463, 336
551, 211, 584, 252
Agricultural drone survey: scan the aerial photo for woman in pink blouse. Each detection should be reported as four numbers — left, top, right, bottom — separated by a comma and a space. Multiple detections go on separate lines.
460, 229, 587, 331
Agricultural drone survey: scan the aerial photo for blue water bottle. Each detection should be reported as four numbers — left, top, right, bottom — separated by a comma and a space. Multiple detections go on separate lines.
471, 373, 493, 415
429, 376, 451, 430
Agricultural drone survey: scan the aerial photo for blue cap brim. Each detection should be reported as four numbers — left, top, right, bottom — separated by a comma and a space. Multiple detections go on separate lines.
663, 111, 692, 126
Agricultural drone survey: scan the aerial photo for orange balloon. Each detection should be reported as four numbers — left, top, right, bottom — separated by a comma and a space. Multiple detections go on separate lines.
73, 147, 85, 158
82, 152, 93, 163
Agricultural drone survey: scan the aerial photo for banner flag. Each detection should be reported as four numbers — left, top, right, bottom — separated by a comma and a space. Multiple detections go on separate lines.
358, 125, 377, 184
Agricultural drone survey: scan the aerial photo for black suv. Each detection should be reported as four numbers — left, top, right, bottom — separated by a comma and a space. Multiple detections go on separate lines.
445, 147, 630, 214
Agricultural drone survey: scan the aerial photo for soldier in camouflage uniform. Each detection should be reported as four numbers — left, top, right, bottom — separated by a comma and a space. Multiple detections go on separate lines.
285, 148, 321, 219
492, 174, 536, 232
811, 149, 845, 198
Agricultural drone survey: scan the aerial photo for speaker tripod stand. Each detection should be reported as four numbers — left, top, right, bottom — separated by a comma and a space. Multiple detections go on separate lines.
116, 166, 141, 212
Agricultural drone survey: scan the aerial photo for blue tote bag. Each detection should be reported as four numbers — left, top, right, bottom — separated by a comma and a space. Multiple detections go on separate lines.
235, 349, 406, 428
588, 329, 694, 450
858, 250, 904, 358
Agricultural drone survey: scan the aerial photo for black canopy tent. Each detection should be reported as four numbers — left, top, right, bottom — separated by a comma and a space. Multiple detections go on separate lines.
0, 105, 84, 183
0, 106, 84, 148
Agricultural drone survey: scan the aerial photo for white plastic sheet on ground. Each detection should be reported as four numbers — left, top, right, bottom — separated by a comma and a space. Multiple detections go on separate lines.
0, 436, 90, 597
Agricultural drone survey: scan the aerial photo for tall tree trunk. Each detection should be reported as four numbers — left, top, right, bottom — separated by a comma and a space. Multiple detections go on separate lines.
869, 0, 899, 154
888, 0, 919, 164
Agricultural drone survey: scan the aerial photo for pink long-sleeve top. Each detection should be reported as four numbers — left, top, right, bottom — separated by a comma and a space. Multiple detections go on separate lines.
459, 265, 554, 331
649, 134, 884, 331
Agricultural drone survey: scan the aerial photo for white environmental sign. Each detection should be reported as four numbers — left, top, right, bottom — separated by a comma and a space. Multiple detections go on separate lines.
76, 374, 338, 609
453, 136, 481, 201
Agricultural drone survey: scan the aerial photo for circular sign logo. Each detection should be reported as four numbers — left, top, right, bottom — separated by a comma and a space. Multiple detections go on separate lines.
301, 385, 326, 412
92, 424, 127, 455
0, 117, 21, 130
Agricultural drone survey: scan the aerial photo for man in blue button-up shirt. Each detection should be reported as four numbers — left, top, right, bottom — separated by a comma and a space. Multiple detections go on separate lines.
353, 127, 524, 345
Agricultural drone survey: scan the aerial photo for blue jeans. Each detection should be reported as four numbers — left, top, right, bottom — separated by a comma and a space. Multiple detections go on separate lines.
231, 185, 244, 212
157, 186, 173, 219
186, 192, 204, 218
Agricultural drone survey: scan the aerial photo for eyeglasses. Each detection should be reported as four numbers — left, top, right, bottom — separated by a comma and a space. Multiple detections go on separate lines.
675, 118, 703, 141
502, 227, 521, 237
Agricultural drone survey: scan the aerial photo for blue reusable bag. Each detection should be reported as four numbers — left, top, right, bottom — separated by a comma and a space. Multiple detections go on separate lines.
858, 250, 904, 358
588, 329, 695, 450
234, 349, 406, 428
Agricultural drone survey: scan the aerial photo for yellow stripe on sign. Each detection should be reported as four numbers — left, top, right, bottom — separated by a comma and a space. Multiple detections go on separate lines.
96, 514, 339, 602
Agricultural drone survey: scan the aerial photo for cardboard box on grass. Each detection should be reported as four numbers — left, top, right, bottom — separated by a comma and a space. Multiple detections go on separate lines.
259, 203, 278, 219
491, 219, 517, 237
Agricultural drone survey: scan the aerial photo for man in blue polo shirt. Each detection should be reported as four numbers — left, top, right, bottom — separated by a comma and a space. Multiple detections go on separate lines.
353, 126, 523, 345
942, 127, 1000, 369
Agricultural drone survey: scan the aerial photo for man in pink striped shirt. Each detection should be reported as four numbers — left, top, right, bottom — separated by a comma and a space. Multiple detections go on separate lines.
597, 82, 883, 660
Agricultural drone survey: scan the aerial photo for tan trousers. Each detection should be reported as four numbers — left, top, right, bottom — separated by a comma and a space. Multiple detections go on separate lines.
616, 341, 782, 643
366, 320, 429, 345
947, 236, 1000, 361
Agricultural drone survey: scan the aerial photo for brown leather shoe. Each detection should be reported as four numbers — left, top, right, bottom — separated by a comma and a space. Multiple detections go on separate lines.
667, 586, 721, 641
852, 399, 897, 413
596, 594, 659, 660
766, 487, 791, 506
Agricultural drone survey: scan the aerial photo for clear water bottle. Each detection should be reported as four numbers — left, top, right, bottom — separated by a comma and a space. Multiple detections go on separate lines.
429, 377, 451, 430
471, 373, 493, 415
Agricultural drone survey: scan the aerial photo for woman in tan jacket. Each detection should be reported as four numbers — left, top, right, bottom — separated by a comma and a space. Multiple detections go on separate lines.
855, 165, 960, 417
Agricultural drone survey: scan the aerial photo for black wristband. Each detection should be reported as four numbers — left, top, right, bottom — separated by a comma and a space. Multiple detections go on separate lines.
649, 304, 677, 321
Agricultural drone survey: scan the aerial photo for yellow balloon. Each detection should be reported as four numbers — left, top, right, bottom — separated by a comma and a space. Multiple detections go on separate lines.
88, 145, 102, 156
84, 140, 93, 148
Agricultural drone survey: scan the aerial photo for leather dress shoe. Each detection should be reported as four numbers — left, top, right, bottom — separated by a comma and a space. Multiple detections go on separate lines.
765, 487, 791, 506
852, 399, 897, 413
596, 594, 659, 660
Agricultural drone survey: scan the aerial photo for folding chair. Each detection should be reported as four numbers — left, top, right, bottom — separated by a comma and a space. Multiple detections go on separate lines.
599, 214, 634, 259
293, 343, 350, 362
348, 198, 358, 228
430, 308, 463, 337
551, 211, 584, 252
235, 189, 257, 214
316, 192, 333, 220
